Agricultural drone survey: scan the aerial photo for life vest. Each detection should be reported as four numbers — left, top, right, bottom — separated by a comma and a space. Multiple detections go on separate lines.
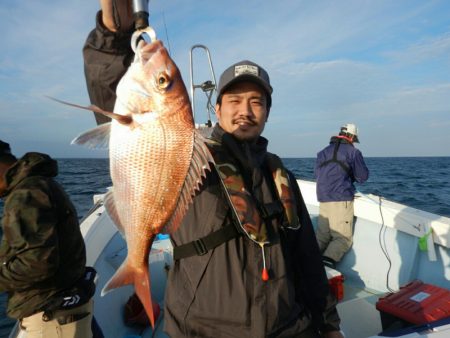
173, 140, 301, 269
214, 149, 300, 245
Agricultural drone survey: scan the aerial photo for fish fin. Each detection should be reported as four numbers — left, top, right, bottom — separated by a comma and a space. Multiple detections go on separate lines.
204, 138, 216, 145
164, 131, 214, 233
101, 258, 134, 296
134, 264, 157, 328
104, 190, 126, 236
46, 96, 132, 125
101, 236, 157, 328
71, 123, 111, 149
134, 235, 158, 328
191, 129, 215, 177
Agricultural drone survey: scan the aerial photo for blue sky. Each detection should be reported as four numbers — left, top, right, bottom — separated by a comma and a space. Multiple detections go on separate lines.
1, 0, 449, 158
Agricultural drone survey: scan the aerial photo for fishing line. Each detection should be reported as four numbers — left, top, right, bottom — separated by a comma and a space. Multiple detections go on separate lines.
356, 189, 427, 292
162, 9, 172, 55
356, 189, 396, 292
356, 189, 424, 229
376, 196, 395, 292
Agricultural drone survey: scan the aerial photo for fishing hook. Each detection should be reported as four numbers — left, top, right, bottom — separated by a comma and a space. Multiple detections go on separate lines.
131, 26, 157, 53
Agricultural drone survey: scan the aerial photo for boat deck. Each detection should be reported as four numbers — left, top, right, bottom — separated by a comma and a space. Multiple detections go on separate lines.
339, 284, 384, 338
44, 182, 448, 338
92, 229, 389, 338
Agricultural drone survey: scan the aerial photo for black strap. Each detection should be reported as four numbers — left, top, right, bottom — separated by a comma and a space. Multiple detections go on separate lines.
173, 223, 241, 260
52, 312, 90, 325
42, 267, 97, 317
319, 141, 352, 176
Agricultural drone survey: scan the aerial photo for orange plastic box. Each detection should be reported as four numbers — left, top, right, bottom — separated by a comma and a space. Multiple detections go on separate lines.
376, 280, 450, 326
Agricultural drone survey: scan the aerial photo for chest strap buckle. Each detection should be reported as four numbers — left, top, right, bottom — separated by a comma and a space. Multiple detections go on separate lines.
193, 239, 208, 256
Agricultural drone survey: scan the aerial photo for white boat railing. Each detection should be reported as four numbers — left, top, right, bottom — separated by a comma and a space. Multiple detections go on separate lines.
297, 179, 450, 249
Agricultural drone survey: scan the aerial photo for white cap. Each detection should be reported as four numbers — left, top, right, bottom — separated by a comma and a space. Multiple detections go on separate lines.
340, 123, 359, 142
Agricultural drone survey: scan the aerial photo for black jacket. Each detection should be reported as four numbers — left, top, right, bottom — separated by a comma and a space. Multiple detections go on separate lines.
164, 126, 340, 337
83, 11, 134, 125
82, 17, 340, 335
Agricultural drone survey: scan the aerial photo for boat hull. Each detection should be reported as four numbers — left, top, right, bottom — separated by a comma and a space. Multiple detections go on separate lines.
10, 180, 448, 338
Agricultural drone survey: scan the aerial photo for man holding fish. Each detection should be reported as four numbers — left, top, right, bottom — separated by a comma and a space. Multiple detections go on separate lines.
82, 1, 343, 337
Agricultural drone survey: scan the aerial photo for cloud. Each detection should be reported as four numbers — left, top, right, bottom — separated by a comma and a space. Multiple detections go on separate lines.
1, 0, 450, 158
384, 32, 450, 65
345, 83, 450, 118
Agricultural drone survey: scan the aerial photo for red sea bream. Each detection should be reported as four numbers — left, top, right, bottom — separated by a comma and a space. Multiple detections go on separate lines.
72, 39, 213, 327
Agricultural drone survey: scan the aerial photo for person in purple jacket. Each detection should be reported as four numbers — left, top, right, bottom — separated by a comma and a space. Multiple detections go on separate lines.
314, 124, 369, 268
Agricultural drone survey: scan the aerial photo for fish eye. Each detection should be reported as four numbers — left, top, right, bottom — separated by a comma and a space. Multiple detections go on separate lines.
157, 72, 171, 89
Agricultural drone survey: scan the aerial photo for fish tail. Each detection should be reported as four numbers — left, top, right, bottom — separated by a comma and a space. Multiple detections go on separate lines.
101, 258, 134, 295
134, 267, 159, 328
101, 257, 159, 328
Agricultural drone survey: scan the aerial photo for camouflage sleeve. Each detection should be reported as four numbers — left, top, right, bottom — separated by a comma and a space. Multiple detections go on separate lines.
0, 186, 59, 291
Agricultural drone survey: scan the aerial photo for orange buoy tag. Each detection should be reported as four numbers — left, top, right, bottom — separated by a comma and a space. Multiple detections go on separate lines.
262, 268, 269, 281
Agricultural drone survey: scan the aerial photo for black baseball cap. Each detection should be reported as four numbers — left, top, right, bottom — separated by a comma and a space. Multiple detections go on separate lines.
0, 140, 11, 156
216, 60, 273, 107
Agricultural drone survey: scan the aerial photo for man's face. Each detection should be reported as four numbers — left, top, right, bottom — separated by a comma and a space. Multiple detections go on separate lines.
215, 81, 269, 142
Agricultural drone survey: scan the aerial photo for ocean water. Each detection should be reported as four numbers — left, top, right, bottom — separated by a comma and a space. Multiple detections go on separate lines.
283, 157, 450, 218
0, 156, 449, 336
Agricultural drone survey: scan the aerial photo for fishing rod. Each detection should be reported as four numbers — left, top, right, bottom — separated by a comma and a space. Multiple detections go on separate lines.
132, 0, 150, 30
131, 0, 157, 51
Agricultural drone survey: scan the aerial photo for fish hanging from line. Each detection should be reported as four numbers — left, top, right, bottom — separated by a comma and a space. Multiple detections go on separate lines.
68, 39, 213, 327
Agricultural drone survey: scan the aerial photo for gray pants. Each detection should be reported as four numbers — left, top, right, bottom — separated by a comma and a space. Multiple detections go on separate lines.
316, 201, 354, 262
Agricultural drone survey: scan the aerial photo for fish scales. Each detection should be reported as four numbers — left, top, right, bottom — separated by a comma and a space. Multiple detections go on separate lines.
72, 40, 213, 327
110, 115, 194, 232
